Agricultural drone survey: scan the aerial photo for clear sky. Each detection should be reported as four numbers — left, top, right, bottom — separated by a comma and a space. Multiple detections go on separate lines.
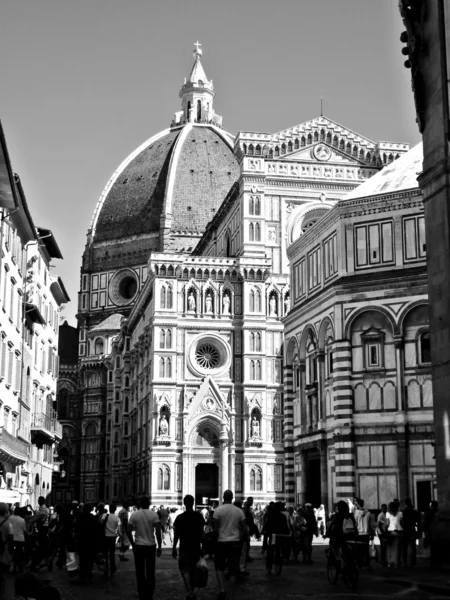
1, 0, 420, 325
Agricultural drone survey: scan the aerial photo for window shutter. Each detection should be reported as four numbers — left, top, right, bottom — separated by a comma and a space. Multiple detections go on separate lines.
7, 350, 14, 385
15, 356, 21, 391
0, 342, 6, 379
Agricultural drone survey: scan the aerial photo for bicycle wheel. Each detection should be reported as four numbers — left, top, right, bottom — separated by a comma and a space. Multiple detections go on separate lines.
327, 554, 339, 584
343, 563, 359, 589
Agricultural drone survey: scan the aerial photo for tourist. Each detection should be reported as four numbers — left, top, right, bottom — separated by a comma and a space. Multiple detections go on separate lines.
385, 501, 403, 567
30, 496, 50, 571
376, 503, 388, 567
10, 506, 27, 573
76, 503, 97, 582
423, 500, 439, 567
291, 506, 308, 563
354, 498, 374, 568
326, 500, 358, 565
401, 497, 421, 568
316, 504, 326, 537
127, 496, 162, 600
243, 496, 258, 564
304, 503, 318, 564
172, 494, 205, 600
264, 501, 290, 573
118, 502, 131, 562
102, 503, 119, 577
213, 489, 247, 600
0, 503, 12, 598
158, 504, 169, 546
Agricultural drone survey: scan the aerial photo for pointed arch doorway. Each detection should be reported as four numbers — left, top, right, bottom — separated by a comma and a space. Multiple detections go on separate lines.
192, 424, 220, 506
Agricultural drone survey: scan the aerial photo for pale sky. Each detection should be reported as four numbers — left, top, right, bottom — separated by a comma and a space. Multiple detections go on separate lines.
0, 0, 421, 325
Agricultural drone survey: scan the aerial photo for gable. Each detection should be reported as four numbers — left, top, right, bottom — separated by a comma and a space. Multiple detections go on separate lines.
284, 143, 364, 165
188, 376, 230, 423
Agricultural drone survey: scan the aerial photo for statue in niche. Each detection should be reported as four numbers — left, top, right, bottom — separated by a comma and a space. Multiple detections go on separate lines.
205, 292, 213, 313
187, 291, 196, 312
273, 394, 280, 414
251, 416, 260, 438
275, 361, 280, 383
284, 295, 290, 313
222, 293, 230, 314
269, 295, 277, 316
159, 414, 169, 436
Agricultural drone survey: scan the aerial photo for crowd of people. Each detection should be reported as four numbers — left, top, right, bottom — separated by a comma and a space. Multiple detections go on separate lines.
0, 491, 439, 600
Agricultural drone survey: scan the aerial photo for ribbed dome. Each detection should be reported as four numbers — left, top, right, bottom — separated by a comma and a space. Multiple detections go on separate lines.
91, 123, 239, 250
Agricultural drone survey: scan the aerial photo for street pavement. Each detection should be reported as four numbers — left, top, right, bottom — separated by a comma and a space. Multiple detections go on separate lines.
4, 538, 450, 600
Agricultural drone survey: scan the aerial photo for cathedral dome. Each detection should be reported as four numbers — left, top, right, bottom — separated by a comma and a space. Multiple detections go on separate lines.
90, 46, 239, 251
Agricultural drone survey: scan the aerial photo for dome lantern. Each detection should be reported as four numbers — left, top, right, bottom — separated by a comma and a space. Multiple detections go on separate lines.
172, 43, 223, 128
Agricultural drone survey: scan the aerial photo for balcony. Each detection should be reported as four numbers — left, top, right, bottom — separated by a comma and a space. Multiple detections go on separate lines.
31, 412, 54, 447
0, 427, 28, 466
51, 418, 63, 441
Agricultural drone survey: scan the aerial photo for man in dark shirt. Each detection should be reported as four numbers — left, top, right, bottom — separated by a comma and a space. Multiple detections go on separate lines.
172, 495, 205, 600
402, 497, 422, 567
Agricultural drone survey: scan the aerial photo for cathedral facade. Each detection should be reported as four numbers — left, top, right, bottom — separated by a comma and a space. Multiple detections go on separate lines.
58, 46, 410, 506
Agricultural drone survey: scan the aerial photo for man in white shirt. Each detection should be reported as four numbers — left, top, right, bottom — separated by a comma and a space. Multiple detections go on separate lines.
213, 490, 247, 600
127, 497, 162, 600
102, 503, 119, 577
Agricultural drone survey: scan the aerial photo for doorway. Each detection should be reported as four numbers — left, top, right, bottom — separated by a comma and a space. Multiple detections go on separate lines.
416, 480, 432, 513
195, 463, 218, 507
306, 450, 321, 507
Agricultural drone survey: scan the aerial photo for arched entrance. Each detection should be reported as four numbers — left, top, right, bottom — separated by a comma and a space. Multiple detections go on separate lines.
192, 424, 220, 506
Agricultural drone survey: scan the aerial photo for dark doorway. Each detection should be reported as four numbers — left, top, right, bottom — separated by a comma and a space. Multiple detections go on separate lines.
195, 463, 218, 507
306, 451, 321, 507
416, 480, 432, 513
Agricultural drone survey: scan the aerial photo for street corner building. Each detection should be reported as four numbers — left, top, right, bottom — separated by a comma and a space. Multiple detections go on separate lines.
55, 45, 432, 510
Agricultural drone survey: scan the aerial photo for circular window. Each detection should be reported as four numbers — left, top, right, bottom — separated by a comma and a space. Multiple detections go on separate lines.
109, 269, 139, 306
195, 344, 220, 369
188, 334, 231, 378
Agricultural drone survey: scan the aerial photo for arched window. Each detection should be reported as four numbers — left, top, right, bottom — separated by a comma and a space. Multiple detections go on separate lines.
167, 286, 173, 309
197, 99, 201, 121
160, 358, 165, 378
255, 144, 261, 156
255, 198, 261, 216
250, 466, 262, 491
256, 360, 262, 380
114, 451, 118, 464
314, 131, 319, 142
294, 138, 299, 149
249, 197, 254, 214
114, 409, 119, 424
124, 397, 129, 413
274, 146, 280, 157
255, 332, 262, 352
107, 419, 111, 432
94, 337, 104, 355
114, 431, 119, 444
158, 465, 170, 490
125, 376, 129, 387
281, 144, 286, 155
288, 141, 293, 152
250, 360, 255, 380
250, 332, 255, 352
160, 286, 166, 309
166, 358, 172, 378
301, 136, 306, 147
166, 330, 172, 349
123, 444, 128, 459
160, 329, 165, 349
187, 100, 191, 119
248, 144, 254, 156
249, 223, 254, 242
250, 290, 255, 312
419, 332, 431, 364
256, 289, 262, 312
307, 134, 312, 145
255, 223, 261, 241
346, 142, 351, 154
124, 422, 129, 435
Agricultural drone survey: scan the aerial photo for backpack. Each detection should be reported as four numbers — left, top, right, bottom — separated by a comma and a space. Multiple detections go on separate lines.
342, 517, 356, 535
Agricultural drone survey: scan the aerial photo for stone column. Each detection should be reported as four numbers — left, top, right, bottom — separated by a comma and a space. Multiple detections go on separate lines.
283, 363, 295, 503
394, 336, 405, 411
397, 437, 409, 503
299, 362, 306, 429
317, 351, 325, 421
298, 450, 306, 506
221, 442, 229, 497
319, 443, 329, 512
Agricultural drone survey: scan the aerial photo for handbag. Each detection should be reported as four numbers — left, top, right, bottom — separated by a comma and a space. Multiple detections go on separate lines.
194, 557, 209, 588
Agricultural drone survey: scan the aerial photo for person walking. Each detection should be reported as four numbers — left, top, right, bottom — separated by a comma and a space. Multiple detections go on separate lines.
243, 496, 258, 565
304, 503, 318, 564
354, 498, 374, 569
102, 503, 119, 577
127, 497, 162, 600
0, 503, 13, 599
386, 501, 403, 568
158, 505, 169, 546
423, 500, 439, 567
30, 496, 50, 571
401, 497, 421, 568
213, 490, 247, 600
76, 503, 97, 583
10, 507, 27, 573
376, 503, 388, 567
172, 494, 205, 600
118, 502, 131, 562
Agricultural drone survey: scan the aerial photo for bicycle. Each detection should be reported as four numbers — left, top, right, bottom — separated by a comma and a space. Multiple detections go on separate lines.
266, 534, 292, 576
326, 540, 359, 589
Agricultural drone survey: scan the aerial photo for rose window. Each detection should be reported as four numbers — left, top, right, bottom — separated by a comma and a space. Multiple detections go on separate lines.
195, 344, 220, 369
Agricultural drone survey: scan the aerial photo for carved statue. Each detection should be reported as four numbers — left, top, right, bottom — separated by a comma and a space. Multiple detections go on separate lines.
205, 292, 213, 313
222, 293, 230, 314
187, 291, 196, 312
251, 416, 260, 438
273, 394, 280, 414
159, 414, 168, 436
269, 296, 277, 317
284, 295, 290, 313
